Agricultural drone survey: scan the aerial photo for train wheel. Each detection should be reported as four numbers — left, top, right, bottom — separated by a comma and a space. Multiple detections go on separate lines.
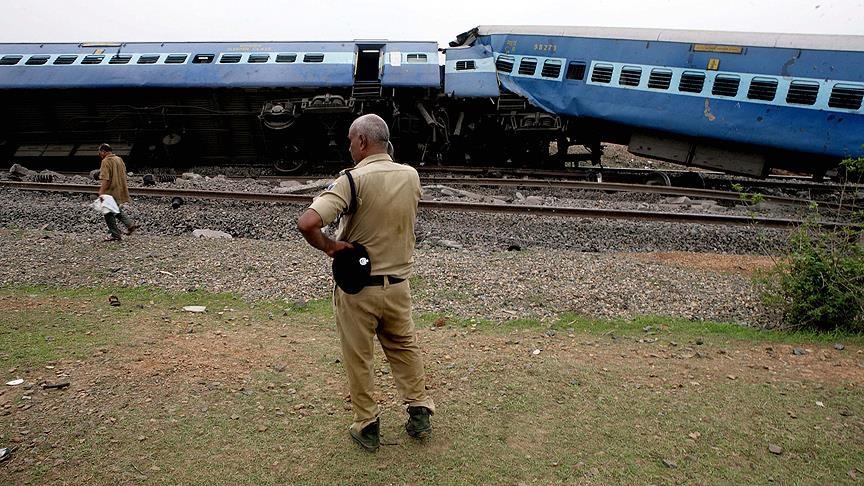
644, 171, 671, 186
677, 171, 706, 188
273, 159, 307, 174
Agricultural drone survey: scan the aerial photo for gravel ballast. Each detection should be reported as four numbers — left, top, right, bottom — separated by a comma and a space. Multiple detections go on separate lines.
0, 181, 789, 327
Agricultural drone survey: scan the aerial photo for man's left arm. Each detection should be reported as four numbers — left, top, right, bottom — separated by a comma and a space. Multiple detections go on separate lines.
97, 160, 110, 195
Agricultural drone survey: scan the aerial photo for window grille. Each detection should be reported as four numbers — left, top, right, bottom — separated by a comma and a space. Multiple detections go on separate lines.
81, 55, 104, 65
495, 55, 514, 73
746, 77, 778, 101
591, 64, 614, 83
619, 66, 642, 86
220, 54, 242, 63
541, 60, 562, 78
647, 69, 672, 90
165, 54, 187, 64
25, 55, 50, 65
518, 58, 537, 75
828, 84, 864, 110
678, 71, 705, 93
786, 81, 819, 105
712, 74, 740, 97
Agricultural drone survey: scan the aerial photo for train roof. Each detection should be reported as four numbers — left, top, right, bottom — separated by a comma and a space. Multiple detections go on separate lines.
0, 40, 438, 53
469, 25, 864, 52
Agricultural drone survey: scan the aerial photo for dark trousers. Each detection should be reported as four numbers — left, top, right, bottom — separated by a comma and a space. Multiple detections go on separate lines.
104, 209, 134, 239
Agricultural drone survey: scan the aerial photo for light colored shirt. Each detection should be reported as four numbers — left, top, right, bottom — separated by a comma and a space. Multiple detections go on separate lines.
309, 153, 421, 279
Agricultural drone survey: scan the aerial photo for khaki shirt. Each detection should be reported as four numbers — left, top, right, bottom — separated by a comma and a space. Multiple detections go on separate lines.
309, 153, 421, 279
99, 154, 130, 204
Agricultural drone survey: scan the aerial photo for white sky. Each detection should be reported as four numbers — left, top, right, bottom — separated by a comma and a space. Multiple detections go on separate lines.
1, 0, 862, 46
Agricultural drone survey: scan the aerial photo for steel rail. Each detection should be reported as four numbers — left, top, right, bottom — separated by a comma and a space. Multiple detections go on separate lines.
418, 177, 842, 209
1, 181, 853, 229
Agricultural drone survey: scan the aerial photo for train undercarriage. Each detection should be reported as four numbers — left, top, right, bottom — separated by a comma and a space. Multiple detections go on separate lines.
0, 87, 602, 173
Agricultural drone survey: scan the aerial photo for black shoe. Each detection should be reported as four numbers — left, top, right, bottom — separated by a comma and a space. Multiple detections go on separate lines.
349, 418, 380, 452
405, 406, 432, 439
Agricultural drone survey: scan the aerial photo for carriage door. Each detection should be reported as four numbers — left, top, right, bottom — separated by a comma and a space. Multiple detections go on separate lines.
352, 44, 384, 102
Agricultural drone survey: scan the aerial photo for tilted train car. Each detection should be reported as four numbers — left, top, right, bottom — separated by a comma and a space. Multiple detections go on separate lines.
441, 41, 578, 166
454, 26, 864, 177
0, 40, 441, 171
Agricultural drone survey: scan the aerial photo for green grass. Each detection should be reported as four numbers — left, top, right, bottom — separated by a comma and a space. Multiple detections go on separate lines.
417, 311, 864, 346
1, 284, 861, 485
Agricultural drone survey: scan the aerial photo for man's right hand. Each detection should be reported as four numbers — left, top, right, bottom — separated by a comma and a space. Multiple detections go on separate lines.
326, 240, 354, 258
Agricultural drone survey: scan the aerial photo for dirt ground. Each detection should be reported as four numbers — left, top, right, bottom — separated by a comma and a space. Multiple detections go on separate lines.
627, 252, 779, 277
1, 288, 862, 483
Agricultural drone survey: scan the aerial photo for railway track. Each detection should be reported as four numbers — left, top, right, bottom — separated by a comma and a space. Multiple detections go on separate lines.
2, 181, 854, 230
43, 169, 857, 211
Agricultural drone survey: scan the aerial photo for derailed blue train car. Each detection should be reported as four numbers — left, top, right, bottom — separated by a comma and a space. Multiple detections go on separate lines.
0, 40, 441, 170
454, 25, 864, 177
1, 26, 863, 177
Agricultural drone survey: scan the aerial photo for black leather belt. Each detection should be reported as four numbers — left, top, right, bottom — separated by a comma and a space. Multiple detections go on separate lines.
366, 275, 405, 286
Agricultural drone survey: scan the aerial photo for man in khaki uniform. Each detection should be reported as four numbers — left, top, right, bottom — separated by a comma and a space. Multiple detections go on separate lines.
98, 143, 139, 241
297, 114, 435, 452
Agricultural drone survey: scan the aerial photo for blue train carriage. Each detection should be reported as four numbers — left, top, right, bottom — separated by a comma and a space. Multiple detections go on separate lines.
461, 25, 864, 178
442, 41, 577, 166
0, 40, 440, 170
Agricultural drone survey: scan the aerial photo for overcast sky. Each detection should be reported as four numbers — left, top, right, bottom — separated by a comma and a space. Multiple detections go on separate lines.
1, 0, 861, 46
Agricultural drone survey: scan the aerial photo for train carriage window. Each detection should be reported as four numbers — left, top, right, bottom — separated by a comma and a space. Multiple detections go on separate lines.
81, 55, 105, 65
248, 54, 270, 63
518, 58, 537, 75
165, 54, 188, 64
193, 54, 215, 64
590, 64, 614, 83
108, 54, 132, 65
495, 55, 514, 73
678, 71, 705, 93
786, 80, 819, 105
455, 60, 476, 71
565, 61, 586, 80
53, 55, 77, 65
828, 84, 864, 110
137, 55, 160, 64
276, 53, 297, 63
220, 54, 242, 63
541, 60, 562, 78
619, 66, 642, 86
303, 54, 325, 63
747, 77, 778, 101
406, 53, 427, 63
0, 55, 22, 65
712, 74, 740, 97
25, 55, 50, 65
647, 68, 672, 90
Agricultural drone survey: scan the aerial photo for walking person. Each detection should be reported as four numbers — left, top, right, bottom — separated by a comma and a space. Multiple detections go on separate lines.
97, 143, 139, 241
297, 114, 435, 452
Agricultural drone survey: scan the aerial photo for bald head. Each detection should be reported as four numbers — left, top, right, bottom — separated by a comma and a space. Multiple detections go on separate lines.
348, 114, 391, 163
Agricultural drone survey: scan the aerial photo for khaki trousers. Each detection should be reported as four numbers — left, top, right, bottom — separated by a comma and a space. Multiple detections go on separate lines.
333, 279, 435, 431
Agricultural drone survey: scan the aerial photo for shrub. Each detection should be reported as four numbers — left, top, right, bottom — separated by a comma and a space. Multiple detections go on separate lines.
757, 156, 864, 332
759, 224, 864, 332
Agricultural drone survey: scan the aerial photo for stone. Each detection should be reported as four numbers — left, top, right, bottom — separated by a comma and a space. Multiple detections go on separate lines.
192, 229, 232, 239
